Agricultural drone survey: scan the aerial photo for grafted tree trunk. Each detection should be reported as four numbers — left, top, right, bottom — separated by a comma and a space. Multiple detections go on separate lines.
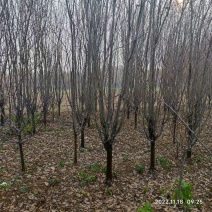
58, 102, 61, 116
17, 109, 25, 172
43, 104, 48, 126
187, 148, 191, 159
134, 106, 138, 129
172, 113, 177, 144
81, 128, 85, 148
80, 118, 87, 148
150, 139, 155, 171
0, 93, 4, 126
51, 104, 55, 121
187, 131, 192, 159
104, 141, 113, 186
44, 112, 47, 126
87, 116, 91, 127
176, 139, 179, 159
95, 96, 98, 112
16, 109, 25, 172
172, 113, 179, 159
127, 104, 130, 119
149, 119, 156, 171
31, 112, 36, 134
74, 130, 77, 164
18, 134, 25, 172
0, 105, 4, 126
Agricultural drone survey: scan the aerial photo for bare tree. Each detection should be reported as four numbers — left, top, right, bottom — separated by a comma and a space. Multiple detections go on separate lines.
65, 0, 92, 162
93, 0, 124, 185
184, 0, 212, 158
89, 0, 146, 185
32, 0, 54, 127
3, 0, 35, 171
140, 0, 172, 171
53, 33, 64, 117
160, 2, 189, 158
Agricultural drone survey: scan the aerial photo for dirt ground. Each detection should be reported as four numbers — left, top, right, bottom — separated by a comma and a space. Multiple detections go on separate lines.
0, 110, 211, 212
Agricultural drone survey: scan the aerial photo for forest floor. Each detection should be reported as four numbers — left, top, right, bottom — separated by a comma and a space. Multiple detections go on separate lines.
0, 111, 211, 212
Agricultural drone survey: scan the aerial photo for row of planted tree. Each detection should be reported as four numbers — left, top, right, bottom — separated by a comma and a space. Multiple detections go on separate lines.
0, 0, 211, 195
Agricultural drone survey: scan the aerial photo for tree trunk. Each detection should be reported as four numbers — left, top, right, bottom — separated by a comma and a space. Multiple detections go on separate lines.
187, 133, 192, 159
32, 112, 36, 134
0, 106, 4, 126
9, 98, 12, 117
176, 139, 179, 159
134, 106, 138, 129
74, 130, 77, 164
149, 119, 156, 171
95, 97, 98, 112
127, 105, 130, 119
58, 103, 61, 116
104, 141, 113, 186
18, 134, 25, 172
0, 93, 4, 126
81, 128, 85, 148
150, 139, 155, 171
52, 105, 55, 121
172, 113, 177, 144
44, 112, 47, 126
87, 116, 91, 127
187, 148, 191, 159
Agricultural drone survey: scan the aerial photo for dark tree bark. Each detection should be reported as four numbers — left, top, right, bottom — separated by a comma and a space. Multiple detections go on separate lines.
104, 141, 113, 186
127, 104, 130, 119
43, 105, 48, 126
186, 130, 193, 159
148, 119, 156, 171
58, 102, 61, 116
150, 140, 155, 171
17, 109, 25, 172
31, 112, 36, 134
0, 93, 4, 126
172, 113, 177, 144
81, 128, 85, 148
74, 129, 77, 164
0, 104, 4, 126
44, 112, 47, 126
187, 149, 191, 159
87, 116, 91, 128
134, 106, 138, 129
80, 118, 87, 148
18, 135, 25, 172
